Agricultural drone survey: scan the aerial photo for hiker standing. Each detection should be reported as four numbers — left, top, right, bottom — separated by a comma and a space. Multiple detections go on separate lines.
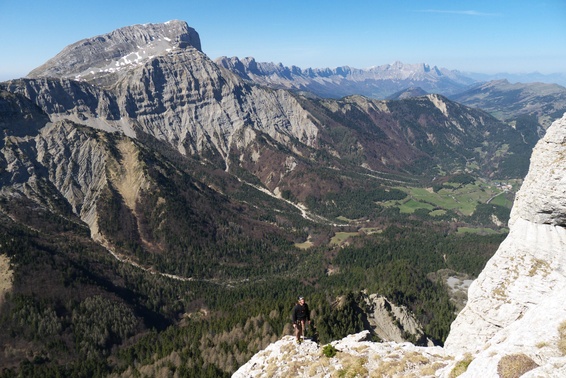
292, 296, 310, 344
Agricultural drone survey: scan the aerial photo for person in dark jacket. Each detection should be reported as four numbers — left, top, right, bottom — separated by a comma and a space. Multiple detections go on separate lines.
292, 296, 310, 343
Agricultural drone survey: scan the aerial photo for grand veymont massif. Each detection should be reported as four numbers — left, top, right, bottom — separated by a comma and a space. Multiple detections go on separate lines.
1, 20, 566, 377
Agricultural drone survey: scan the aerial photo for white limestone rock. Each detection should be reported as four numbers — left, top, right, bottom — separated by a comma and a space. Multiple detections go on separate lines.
232, 331, 452, 378
510, 114, 566, 227
444, 113, 566, 375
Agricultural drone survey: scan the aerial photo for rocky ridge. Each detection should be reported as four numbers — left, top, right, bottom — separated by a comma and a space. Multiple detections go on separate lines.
362, 294, 429, 345
450, 79, 566, 132
215, 57, 475, 99
234, 113, 566, 377
233, 332, 451, 378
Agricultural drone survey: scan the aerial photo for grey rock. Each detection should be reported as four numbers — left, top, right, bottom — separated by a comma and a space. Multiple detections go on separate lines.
28, 20, 201, 88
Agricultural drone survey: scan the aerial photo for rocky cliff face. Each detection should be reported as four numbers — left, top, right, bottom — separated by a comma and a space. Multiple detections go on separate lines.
363, 294, 429, 345
233, 113, 566, 377
443, 112, 566, 376
3, 72, 319, 166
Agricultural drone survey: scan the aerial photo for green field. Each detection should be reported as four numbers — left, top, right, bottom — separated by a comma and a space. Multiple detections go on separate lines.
380, 180, 516, 216
488, 192, 514, 207
295, 240, 314, 249
330, 231, 359, 246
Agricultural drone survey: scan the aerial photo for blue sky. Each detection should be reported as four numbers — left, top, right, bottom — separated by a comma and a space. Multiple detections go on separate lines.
1, 0, 565, 81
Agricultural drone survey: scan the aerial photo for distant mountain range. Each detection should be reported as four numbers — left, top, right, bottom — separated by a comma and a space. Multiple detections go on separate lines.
216, 56, 566, 99
464, 71, 566, 87
215, 57, 476, 99
216, 57, 566, 145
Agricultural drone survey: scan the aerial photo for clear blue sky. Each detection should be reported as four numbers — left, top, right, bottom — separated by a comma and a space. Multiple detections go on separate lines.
1, 0, 565, 81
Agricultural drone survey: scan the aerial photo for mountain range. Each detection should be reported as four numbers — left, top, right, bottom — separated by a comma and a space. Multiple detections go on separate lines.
215, 56, 476, 99
0, 19, 563, 376
449, 79, 566, 133
216, 56, 566, 159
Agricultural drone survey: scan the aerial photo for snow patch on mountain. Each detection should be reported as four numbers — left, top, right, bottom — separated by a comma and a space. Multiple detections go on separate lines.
27, 20, 201, 86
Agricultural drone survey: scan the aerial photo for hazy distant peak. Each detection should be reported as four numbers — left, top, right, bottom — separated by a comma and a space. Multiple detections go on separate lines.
27, 20, 201, 83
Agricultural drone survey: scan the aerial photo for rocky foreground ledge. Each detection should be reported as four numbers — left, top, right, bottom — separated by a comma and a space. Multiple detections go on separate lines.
234, 114, 566, 377
233, 331, 453, 378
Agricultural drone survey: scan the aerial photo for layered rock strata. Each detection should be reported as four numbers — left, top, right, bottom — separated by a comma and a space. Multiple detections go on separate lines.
444, 113, 566, 375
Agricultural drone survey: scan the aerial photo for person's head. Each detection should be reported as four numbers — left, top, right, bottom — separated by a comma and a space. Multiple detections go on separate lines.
298, 296, 305, 304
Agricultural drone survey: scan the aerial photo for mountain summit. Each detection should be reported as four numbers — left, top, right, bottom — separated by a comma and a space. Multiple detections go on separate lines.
28, 20, 201, 86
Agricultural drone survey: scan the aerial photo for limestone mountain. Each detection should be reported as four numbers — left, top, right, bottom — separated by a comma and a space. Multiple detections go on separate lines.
215, 56, 475, 99
28, 20, 201, 88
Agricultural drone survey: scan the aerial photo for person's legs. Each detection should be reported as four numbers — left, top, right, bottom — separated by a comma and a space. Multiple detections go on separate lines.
295, 321, 303, 342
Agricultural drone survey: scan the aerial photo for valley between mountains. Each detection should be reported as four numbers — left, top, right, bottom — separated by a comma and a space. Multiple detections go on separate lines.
0, 20, 565, 377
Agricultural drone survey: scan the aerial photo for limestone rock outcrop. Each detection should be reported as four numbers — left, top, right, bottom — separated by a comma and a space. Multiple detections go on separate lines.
233, 331, 452, 378
443, 113, 566, 375
363, 294, 428, 345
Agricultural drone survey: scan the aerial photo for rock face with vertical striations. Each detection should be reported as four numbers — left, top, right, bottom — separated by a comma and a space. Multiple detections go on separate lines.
443, 113, 566, 376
